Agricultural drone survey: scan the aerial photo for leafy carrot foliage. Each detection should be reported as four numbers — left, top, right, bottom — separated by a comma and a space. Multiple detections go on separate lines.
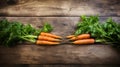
74, 15, 120, 47
0, 19, 53, 47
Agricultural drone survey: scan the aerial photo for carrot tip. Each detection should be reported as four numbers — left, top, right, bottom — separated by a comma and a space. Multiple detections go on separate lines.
57, 37, 62, 39
55, 39, 62, 42
66, 35, 75, 38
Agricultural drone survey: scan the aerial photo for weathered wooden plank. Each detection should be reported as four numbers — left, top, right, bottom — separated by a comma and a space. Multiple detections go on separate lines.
2, 17, 120, 36
1, 64, 119, 67
0, 0, 120, 16
28, 65, 120, 67
3, 17, 80, 37
0, 17, 120, 64
0, 45, 120, 64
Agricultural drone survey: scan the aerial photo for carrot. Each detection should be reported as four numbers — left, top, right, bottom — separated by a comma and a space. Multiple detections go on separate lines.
36, 40, 60, 45
40, 32, 62, 39
70, 34, 91, 40
72, 39, 95, 45
38, 35, 61, 42
66, 35, 75, 38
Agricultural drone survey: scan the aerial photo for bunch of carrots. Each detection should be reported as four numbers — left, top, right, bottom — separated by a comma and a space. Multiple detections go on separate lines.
0, 19, 63, 47
70, 15, 120, 47
66, 34, 102, 45
36, 32, 62, 45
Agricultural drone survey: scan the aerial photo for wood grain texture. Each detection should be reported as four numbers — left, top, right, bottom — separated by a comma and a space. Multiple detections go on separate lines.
0, 45, 120, 64
0, 0, 120, 16
0, 17, 120, 64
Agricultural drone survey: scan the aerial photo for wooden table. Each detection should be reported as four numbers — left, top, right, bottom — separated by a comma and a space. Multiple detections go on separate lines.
0, 0, 120, 64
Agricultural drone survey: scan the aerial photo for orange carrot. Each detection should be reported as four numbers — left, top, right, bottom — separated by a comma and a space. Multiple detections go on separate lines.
38, 35, 61, 42
40, 32, 62, 39
66, 35, 75, 38
72, 39, 95, 45
36, 40, 60, 45
70, 34, 91, 40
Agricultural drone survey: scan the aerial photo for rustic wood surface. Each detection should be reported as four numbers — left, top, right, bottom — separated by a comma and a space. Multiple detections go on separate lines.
0, 17, 120, 64
0, 0, 120, 65
0, 0, 120, 16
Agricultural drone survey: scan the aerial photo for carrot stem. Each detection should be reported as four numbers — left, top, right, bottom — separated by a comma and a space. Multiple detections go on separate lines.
22, 35, 37, 38
95, 39, 105, 43
20, 36, 36, 43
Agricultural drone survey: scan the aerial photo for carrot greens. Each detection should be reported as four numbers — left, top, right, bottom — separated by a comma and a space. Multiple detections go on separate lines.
0, 19, 53, 47
74, 15, 120, 47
